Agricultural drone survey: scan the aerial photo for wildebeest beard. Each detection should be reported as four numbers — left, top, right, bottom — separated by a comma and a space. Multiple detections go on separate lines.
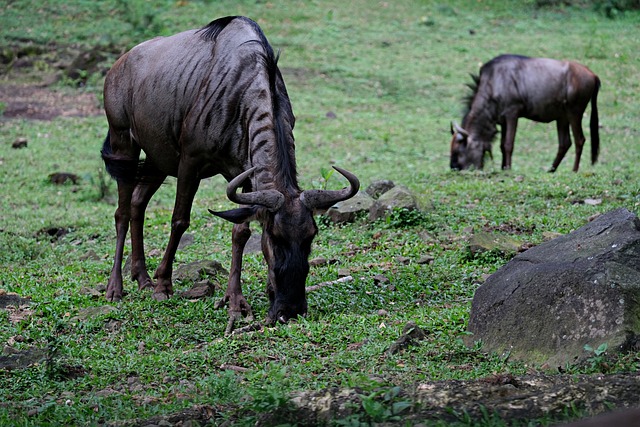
265, 238, 311, 324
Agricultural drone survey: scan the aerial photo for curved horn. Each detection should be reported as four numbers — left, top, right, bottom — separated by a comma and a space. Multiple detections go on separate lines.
300, 166, 360, 210
226, 167, 285, 212
452, 121, 469, 137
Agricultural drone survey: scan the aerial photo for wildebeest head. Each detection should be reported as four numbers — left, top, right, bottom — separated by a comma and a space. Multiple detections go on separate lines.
212, 166, 359, 324
450, 121, 491, 170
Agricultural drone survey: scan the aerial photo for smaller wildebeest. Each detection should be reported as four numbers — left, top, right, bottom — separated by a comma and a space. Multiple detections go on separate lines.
450, 54, 600, 172
101, 16, 359, 330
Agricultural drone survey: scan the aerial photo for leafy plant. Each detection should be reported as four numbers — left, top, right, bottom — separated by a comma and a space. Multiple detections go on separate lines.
584, 342, 610, 372
384, 207, 426, 228
358, 386, 412, 424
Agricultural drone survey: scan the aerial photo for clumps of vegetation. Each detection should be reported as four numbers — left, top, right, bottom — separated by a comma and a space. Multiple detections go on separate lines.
534, 0, 640, 17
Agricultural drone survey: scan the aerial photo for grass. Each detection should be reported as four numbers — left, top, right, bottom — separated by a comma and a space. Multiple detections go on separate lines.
1, 0, 640, 425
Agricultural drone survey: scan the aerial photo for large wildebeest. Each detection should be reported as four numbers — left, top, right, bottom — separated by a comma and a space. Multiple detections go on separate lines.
101, 16, 359, 328
449, 54, 600, 172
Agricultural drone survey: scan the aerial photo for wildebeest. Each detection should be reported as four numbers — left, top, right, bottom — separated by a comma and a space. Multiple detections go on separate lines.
450, 54, 600, 172
101, 16, 359, 328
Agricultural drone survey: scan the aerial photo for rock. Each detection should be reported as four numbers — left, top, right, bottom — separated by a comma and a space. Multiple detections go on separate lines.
325, 191, 374, 223
49, 172, 79, 185
365, 180, 395, 199
467, 230, 522, 256
177, 233, 195, 249
0, 292, 31, 309
466, 208, 640, 368
78, 286, 102, 298
417, 255, 434, 265
243, 233, 261, 254
387, 321, 428, 355
368, 185, 418, 221
337, 268, 351, 278
72, 305, 118, 322
79, 249, 100, 261
396, 256, 410, 265
309, 257, 328, 267
373, 274, 389, 285
286, 373, 640, 425
11, 137, 27, 149
179, 280, 216, 299
0, 347, 46, 370
172, 260, 228, 284
561, 407, 640, 427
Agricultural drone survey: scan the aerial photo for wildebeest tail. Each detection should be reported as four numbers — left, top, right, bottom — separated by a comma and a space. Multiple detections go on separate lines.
590, 76, 600, 165
101, 132, 140, 184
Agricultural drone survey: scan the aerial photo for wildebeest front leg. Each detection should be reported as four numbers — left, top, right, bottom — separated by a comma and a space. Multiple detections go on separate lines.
152, 167, 200, 301
500, 117, 518, 170
130, 177, 165, 291
550, 118, 572, 172
106, 181, 136, 302
215, 222, 255, 334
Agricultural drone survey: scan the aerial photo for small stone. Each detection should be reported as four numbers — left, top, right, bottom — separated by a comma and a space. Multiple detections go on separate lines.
417, 255, 434, 265
309, 257, 328, 267
178, 233, 195, 249
373, 274, 390, 285
337, 268, 351, 277
584, 198, 602, 206
179, 280, 215, 299
11, 138, 27, 149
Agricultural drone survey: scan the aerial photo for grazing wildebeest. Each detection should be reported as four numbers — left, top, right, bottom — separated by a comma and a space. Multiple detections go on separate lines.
449, 54, 600, 172
101, 16, 359, 328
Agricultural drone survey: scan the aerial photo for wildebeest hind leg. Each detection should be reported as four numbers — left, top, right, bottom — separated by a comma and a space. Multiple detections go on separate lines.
152, 168, 201, 301
550, 119, 572, 172
130, 176, 166, 291
569, 116, 586, 172
215, 222, 255, 334
106, 181, 136, 301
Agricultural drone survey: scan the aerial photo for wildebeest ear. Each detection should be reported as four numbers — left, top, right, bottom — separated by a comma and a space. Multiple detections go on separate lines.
208, 206, 258, 224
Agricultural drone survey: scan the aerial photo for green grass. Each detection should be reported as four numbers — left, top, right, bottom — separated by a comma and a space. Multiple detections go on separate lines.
1, 0, 640, 425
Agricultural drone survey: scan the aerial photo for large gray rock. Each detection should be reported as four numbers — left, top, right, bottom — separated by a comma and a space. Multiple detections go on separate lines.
368, 185, 418, 221
466, 208, 640, 368
325, 191, 374, 223
365, 179, 395, 199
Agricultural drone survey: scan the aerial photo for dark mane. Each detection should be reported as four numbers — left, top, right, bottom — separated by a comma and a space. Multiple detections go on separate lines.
251, 20, 299, 193
198, 16, 298, 192
461, 72, 498, 145
198, 16, 238, 41
461, 73, 480, 120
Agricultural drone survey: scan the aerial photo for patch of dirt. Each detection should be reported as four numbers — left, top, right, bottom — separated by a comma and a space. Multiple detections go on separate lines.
97, 373, 640, 426
0, 83, 103, 120
0, 41, 118, 120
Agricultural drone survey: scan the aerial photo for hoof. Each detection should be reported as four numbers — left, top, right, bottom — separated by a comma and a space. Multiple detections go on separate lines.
137, 279, 154, 291
106, 289, 123, 302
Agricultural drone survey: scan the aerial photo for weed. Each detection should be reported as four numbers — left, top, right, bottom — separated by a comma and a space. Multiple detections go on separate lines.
584, 342, 610, 372
384, 207, 427, 228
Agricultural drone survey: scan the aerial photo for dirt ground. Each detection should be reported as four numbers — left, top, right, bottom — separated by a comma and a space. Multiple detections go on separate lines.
1, 41, 111, 121
0, 83, 103, 120
2, 44, 640, 427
